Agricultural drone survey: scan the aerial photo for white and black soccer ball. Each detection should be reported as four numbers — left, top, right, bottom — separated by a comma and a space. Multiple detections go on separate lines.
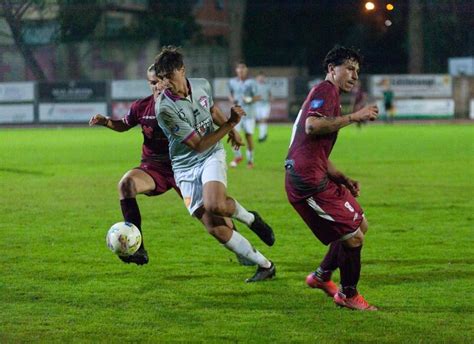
106, 222, 142, 256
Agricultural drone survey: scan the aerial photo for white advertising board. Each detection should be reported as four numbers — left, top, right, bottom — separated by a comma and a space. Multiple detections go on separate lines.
0, 104, 34, 123
213, 77, 289, 99
111, 80, 150, 100
470, 99, 474, 119
370, 75, 452, 98
0, 82, 35, 102
39, 102, 107, 122
376, 99, 454, 119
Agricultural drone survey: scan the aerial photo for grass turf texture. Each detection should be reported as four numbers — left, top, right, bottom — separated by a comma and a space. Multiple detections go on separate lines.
1, 124, 473, 343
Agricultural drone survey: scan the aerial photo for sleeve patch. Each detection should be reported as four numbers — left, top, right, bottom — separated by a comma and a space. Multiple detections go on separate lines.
310, 99, 324, 109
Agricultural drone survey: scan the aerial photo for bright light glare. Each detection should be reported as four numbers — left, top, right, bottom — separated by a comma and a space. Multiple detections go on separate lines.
386, 3, 394, 11
385, 19, 393, 26
365, 2, 375, 10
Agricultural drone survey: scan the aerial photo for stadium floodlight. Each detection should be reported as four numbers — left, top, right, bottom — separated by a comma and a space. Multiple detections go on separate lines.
386, 3, 394, 11
365, 2, 375, 11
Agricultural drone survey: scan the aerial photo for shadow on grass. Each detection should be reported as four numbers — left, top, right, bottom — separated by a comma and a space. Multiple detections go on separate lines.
0, 167, 53, 176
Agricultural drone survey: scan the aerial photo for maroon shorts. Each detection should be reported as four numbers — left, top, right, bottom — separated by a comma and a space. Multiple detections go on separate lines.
289, 180, 364, 245
135, 161, 181, 197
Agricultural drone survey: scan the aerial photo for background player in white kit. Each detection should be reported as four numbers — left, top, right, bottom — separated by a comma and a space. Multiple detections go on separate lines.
154, 46, 276, 282
227, 61, 259, 168
255, 71, 272, 142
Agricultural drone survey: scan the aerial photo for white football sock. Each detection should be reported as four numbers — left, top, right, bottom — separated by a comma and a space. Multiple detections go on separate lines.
246, 150, 254, 163
259, 123, 267, 139
224, 230, 271, 268
232, 200, 255, 226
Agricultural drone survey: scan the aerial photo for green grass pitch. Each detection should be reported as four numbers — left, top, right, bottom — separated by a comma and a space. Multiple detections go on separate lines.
1, 124, 473, 343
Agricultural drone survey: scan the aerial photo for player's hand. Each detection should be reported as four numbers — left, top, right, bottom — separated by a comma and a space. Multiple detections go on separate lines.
353, 105, 378, 122
345, 178, 360, 197
227, 129, 245, 150
89, 114, 107, 126
228, 105, 246, 126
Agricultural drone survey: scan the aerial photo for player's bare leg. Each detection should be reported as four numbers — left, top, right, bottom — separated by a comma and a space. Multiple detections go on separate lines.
333, 226, 377, 311
195, 206, 275, 282
307, 217, 369, 296
245, 133, 254, 168
203, 181, 275, 246
117, 169, 155, 265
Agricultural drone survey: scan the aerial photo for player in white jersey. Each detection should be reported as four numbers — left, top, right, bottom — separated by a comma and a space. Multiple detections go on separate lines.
227, 61, 260, 168
255, 71, 272, 142
154, 46, 276, 282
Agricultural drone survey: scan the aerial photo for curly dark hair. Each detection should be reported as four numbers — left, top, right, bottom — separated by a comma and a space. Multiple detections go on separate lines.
154, 45, 184, 77
323, 45, 363, 72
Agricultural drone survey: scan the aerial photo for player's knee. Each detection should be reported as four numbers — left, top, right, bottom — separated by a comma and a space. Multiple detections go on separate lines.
118, 175, 137, 198
342, 229, 364, 248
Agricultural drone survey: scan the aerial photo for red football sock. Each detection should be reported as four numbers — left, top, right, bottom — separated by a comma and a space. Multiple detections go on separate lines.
338, 245, 362, 298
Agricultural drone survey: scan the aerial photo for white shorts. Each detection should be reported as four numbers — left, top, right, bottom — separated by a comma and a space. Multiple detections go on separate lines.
174, 149, 227, 216
235, 116, 256, 135
256, 103, 271, 121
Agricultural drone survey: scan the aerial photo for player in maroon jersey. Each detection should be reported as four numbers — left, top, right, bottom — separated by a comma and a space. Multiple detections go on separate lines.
89, 64, 174, 265
285, 46, 379, 310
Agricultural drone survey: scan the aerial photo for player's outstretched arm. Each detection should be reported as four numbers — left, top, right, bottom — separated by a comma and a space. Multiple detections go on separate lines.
185, 106, 244, 153
305, 105, 378, 136
89, 114, 131, 132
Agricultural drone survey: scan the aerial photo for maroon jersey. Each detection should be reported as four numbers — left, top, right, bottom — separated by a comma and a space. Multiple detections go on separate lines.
285, 81, 341, 203
122, 95, 170, 162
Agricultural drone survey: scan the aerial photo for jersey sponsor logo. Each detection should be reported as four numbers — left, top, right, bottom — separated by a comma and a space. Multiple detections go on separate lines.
199, 96, 209, 109
142, 115, 156, 120
196, 117, 212, 136
353, 212, 359, 222
172, 124, 180, 133
310, 99, 324, 109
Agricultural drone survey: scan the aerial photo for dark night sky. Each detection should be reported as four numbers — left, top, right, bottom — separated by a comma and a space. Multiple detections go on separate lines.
243, 0, 474, 74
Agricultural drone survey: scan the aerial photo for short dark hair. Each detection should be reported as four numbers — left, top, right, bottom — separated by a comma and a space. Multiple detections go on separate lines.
154, 46, 184, 76
323, 45, 363, 72
235, 60, 247, 67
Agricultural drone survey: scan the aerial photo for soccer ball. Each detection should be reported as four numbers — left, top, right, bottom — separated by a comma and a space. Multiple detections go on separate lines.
106, 222, 142, 256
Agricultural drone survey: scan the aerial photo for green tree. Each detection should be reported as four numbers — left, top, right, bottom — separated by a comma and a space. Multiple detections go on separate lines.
0, 0, 48, 80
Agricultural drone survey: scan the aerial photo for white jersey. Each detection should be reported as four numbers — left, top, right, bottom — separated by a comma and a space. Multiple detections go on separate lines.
256, 82, 272, 105
156, 78, 222, 173
228, 77, 257, 118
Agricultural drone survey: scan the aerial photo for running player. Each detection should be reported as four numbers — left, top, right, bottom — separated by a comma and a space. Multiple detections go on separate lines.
383, 81, 395, 123
255, 71, 272, 142
90, 64, 253, 267
227, 61, 259, 168
285, 46, 379, 310
350, 82, 368, 129
89, 64, 172, 265
155, 46, 276, 282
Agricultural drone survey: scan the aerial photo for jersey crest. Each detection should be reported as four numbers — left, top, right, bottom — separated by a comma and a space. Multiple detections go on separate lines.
199, 96, 209, 109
